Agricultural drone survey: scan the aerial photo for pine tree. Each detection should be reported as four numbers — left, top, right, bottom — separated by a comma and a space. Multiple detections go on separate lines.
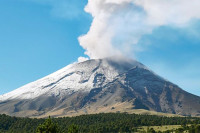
36, 116, 60, 133
68, 124, 79, 133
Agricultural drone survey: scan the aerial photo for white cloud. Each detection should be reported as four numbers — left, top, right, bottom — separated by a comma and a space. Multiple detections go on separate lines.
78, 56, 89, 63
79, 0, 200, 59
134, 0, 200, 26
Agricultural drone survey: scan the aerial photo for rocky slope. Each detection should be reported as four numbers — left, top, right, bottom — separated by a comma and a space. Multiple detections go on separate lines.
0, 57, 200, 117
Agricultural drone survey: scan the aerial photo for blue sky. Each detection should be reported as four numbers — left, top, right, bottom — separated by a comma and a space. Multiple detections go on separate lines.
0, 0, 200, 96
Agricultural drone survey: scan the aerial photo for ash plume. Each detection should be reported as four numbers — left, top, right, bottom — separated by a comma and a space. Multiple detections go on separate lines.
78, 0, 200, 59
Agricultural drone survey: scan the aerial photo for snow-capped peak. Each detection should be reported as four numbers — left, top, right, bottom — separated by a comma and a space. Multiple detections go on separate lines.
0, 57, 144, 101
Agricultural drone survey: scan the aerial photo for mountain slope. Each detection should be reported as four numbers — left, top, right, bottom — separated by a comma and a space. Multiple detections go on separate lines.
0, 57, 200, 117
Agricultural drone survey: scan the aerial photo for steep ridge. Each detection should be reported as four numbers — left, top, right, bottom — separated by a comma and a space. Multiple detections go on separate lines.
0, 57, 200, 117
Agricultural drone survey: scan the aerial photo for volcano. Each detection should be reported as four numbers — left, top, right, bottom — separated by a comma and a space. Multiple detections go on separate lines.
0, 57, 200, 117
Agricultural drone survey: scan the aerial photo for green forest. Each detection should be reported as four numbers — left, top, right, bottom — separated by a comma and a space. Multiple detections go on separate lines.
0, 113, 200, 133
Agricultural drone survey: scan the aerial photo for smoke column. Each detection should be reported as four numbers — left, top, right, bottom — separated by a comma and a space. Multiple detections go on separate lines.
78, 0, 200, 59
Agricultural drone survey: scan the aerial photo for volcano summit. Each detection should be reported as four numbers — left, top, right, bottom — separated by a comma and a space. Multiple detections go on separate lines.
0, 57, 200, 117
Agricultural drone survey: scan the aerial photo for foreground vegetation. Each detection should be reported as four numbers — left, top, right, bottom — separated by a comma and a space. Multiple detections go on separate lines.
0, 113, 200, 133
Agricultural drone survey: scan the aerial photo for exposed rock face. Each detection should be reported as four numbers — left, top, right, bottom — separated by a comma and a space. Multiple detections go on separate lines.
0, 57, 200, 117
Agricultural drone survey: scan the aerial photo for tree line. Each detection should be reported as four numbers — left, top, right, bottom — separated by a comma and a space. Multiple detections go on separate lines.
0, 113, 200, 133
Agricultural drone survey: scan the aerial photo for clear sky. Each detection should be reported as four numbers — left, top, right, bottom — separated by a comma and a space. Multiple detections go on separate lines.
0, 0, 200, 96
